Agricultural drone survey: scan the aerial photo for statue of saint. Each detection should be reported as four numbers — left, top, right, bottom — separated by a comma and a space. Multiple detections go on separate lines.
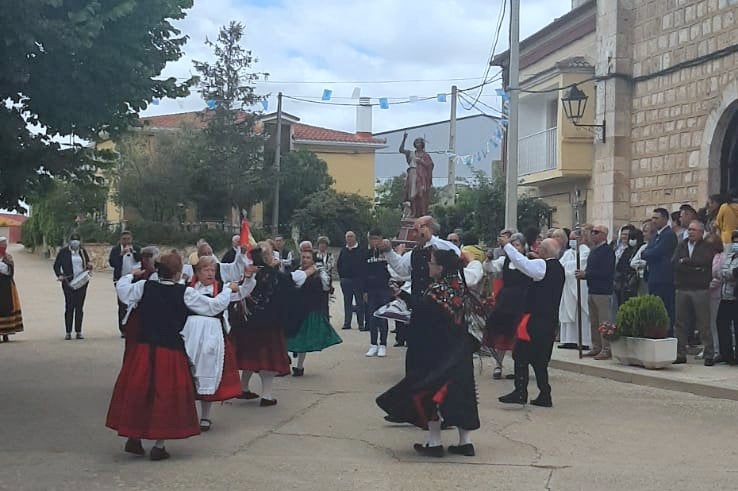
399, 132, 434, 218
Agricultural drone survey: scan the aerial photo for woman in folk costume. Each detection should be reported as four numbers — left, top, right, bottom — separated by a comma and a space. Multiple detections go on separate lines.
106, 252, 238, 461
558, 229, 592, 349
377, 249, 480, 458
287, 250, 343, 377
483, 233, 532, 380
0, 237, 23, 342
231, 242, 310, 406
183, 255, 255, 432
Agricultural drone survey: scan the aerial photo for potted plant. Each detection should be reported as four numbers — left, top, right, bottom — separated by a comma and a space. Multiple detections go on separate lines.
604, 295, 677, 369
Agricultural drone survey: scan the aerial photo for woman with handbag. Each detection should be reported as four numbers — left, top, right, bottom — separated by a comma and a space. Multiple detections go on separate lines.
377, 248, 480, 458
53, 233, 93, 340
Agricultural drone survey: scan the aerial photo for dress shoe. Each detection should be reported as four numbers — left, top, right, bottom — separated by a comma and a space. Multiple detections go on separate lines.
393, 342, 405, 347
236, 390, 260, 400
557, 343, 578, 349
447, 443, 475, 456
492, 367, 502, 380
260, 398, 278, 407
530, 395, 553, 408
149, 446, 170, 461
498, 390, 527, 405
75, 333, 84, 340
64, 333, 72, 340
593, 352, 612, 360
124, 438, 145, 456
673, 357, 687, 364
704, 358, 715, 367
384, 414, 404, 423
292, 367, 304, 377
583, 350, 600, 357
413, 443, 444, 457
341, 326, 351, 330
358, 326, 369, 332
199, 418, 212, 431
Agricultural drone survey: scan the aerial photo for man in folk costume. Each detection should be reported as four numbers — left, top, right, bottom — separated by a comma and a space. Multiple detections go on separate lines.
497, 238, 565, 408
0, 237, 23, 342
182, 242, 251, 286
107, 252, 238, 461
183, 255, 256, 431
231, 241, 311, 405
558, 229, 592, 349
381, 216, 460, 423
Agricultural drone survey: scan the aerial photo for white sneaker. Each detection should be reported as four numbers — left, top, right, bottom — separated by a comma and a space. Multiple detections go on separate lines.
366, 345, 379, 357
377, 345, 387, 357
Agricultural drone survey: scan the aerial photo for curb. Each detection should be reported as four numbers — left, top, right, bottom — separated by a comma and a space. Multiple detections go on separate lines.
549, 358, 738, 402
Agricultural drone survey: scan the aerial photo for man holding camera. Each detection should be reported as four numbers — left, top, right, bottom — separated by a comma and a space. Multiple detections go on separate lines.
109, 231, 141, 336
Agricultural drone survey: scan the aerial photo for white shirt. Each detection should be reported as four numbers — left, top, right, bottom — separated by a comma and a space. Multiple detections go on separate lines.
384, 236, 461, 278
121, 250, 137, 276
0, 261, 9, 276
502, 243, 546, 281
688, 241, 696, 257
71, 250, 84, 277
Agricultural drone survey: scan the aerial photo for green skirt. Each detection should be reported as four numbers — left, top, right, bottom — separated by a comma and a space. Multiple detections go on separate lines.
287, 311, 343, 353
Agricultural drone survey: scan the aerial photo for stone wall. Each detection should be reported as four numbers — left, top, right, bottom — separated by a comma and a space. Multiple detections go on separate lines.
628, 0, 738, 220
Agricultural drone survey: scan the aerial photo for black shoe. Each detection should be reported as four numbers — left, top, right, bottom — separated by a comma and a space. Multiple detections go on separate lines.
64, 333, 72, 340
393, 342, 405, 347
260, 398, 278, 407
358, 327, 369, 332
492, 367, 502, 380
342, 326, 351, 330
530, 395, 553, 408
384, 414, 404, 423
390, 329, 397, 334
75, 333, 84, 340
557, 343, 578, 349
199, 418, 212, 432
413, 443, 444, 458
292, 367, 304, 377
704, 358, 715, 367
498, 390, 527, 405
149, 446, 170, 461
447, 443, 475, 456
124, 438, 145, 456
673, 357, 687, 364
236, 390, 260, 400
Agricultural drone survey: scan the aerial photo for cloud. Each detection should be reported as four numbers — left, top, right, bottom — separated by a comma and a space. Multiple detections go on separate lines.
144, 0, 572, 134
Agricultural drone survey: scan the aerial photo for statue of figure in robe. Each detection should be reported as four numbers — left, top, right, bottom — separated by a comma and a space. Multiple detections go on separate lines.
399, 132, 434, 219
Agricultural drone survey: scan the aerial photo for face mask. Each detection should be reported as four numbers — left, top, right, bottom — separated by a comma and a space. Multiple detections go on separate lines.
732, 244, 738, 254
69, 240, 81, 249
628, 239, 637, 247
569, 240, 578, 249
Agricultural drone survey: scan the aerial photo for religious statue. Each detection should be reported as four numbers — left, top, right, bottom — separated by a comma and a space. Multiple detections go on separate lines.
399, 132, 434, 218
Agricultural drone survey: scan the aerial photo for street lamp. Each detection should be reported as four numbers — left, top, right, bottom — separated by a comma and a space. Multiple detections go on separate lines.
561, 85, 606, 143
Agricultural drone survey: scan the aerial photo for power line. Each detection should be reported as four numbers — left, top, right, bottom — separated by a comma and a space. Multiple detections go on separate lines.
156, 74, 487, 85
467, 0, 507, 107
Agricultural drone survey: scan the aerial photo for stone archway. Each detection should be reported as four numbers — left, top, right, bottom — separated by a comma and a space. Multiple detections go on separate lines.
702, 80, 738, 196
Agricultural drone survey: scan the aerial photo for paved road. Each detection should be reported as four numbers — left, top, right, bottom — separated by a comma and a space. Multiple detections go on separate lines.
1, 244, 737, 490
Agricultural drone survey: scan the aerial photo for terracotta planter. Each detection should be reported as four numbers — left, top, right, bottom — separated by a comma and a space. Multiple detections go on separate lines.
610, 336, 677, 369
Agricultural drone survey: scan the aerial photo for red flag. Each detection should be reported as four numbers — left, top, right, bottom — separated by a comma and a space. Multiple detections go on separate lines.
240, 217, 252, 251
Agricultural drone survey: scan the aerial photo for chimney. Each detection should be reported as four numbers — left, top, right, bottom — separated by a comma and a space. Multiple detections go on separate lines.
356, 97, 372, 136
571, 0, 589, 8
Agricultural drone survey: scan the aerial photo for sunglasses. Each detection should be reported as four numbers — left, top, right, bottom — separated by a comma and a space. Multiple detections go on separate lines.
591, 230, 603, 235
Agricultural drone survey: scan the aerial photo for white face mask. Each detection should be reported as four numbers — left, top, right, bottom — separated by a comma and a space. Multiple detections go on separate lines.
628, 239, 637, 247
69, 240, 81, 250
569, 240, 578, 249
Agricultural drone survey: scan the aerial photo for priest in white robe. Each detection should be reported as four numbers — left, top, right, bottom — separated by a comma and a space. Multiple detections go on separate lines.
558, 231, 592, 348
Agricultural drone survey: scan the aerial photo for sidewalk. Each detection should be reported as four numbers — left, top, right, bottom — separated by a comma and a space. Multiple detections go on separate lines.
550, 347, 738, 401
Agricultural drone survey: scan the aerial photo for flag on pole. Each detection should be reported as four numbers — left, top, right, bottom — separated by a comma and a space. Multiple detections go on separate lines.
207, 99, 216, 109
260, 99, 269, 111
321, 89, 333, 101
379, 97, 390, 109
436, 93, 447, 103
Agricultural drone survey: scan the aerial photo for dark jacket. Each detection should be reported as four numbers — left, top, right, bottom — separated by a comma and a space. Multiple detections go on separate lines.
337, 245, 367, 281
585, 242, 615, 295
108, 244, 141, 282
641, 226, 678, 286
672, 239, 713, 290
365, 248, 391, 291
220, 247, 239, 264
53, 247, 90, 281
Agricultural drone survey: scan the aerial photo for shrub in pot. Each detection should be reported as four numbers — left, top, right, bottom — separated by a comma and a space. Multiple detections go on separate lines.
615, 295, 669, 339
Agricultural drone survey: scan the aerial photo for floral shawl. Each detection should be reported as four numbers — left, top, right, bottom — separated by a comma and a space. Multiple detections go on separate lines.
425, 272, 466, 327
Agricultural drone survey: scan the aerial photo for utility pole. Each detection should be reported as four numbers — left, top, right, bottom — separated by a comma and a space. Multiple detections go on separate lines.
505, 0, 520, 230
271, 92, 283, 234
447, 85, 458, 205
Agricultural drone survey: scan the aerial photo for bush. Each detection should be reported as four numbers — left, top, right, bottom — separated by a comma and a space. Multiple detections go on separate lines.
615, 295, 670, 339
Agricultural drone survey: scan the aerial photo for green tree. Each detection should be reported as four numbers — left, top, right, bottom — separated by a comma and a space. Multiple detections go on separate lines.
1, 0, 195, 211
264, 150, 334, 229
114, 130, 199, 223
293, 190, 374, 245
189, 21, 269, 220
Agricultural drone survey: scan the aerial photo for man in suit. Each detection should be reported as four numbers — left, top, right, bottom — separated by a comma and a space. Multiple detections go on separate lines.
641, 208, 678, 334
108, 231, 141, 336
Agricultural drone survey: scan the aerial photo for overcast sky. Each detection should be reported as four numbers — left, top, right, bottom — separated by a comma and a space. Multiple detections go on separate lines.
143, 0, 573, 134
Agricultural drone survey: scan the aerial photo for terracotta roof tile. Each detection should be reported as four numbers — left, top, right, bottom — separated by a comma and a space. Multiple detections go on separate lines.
0, 213, 28, 226
292, 123, 385, 145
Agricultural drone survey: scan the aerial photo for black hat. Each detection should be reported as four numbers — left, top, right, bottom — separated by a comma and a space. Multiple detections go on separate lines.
69, 233, 81, 241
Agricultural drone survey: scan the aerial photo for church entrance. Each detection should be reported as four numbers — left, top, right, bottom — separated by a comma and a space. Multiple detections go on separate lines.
720, 107, 738, 195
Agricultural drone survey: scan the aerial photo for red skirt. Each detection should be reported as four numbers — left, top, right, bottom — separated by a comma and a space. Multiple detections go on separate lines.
106, 343, 200, 440
198, 335, 243, 402
231, 325, 290, 376
483, 332, 516, 352
122, 309, 141, 361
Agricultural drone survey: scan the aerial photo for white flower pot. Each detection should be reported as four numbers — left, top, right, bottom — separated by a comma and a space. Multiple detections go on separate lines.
610, 336, 678, 369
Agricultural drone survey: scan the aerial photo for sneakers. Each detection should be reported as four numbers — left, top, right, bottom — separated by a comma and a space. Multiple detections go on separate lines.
64, 333, 72, 340
366, 345, 379, 357
377, 345, 387, 357
75, 333, 84, 340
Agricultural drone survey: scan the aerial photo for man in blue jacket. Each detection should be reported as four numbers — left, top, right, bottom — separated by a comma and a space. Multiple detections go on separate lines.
641, 208, 677, 334
576, 225, 615, 359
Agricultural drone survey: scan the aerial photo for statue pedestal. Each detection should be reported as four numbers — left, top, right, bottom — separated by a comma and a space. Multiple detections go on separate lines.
392, 218, 418, 247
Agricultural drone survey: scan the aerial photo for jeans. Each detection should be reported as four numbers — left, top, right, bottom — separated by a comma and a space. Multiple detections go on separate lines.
340, 278, 364, 328
62, 283, 88, 333
649, 282, 675, 336
367, 288, 391, 346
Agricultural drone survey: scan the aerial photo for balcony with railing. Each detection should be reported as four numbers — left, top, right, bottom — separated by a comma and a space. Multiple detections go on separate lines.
518, 127, 557, 176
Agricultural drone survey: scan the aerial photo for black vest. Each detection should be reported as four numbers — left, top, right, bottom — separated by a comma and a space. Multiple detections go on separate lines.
410, 247, 432, 299
525, 259, 565, 317
139, 281, 189, 350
